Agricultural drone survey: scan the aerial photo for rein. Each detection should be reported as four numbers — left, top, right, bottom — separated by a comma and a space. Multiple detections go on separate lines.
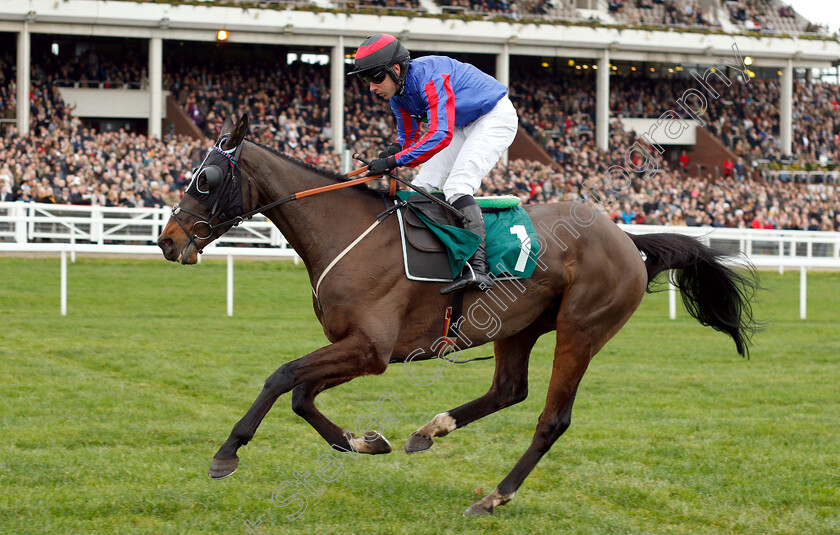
353, 154, 464, 221
225, 164, 386, 226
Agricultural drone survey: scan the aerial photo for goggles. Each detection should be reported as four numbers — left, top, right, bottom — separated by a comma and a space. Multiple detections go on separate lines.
357, 69, 388, 84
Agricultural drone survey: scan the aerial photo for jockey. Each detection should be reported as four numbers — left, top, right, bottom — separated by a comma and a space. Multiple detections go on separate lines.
349, 33, 519, 294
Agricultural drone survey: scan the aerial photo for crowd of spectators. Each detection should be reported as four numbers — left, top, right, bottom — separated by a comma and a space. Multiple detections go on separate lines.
1, 45, 837, 233
47, 46, 148, 89
607, 73, 840, 166
727, 0, 802, 33
0, 43, 202, 207
482, 67, 838, 231
434, 0, 824, 35
609, 0, 721, 28
0, 126, 202, 208
510, 66, 840, 168
476, 122, 839, 231
165, 60, 339, 170
428, 0, 834, 36
593, 167, 838, 231
439, 0, 515, 16
437, 0, 562, 18
0, 55, 17, 124
356, 0, 421, 10
729, 0, 775, 31
322, 0, 562, 17
435, 0, 573, 19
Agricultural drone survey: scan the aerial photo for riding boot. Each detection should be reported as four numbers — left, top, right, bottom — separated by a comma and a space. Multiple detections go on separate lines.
441, 201, 495, 294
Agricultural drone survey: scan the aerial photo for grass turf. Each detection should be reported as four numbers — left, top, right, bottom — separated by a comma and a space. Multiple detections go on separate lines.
1, 257, 838, 534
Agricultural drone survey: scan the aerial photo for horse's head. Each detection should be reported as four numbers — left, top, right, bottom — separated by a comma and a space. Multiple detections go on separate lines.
158, 114, 250, 264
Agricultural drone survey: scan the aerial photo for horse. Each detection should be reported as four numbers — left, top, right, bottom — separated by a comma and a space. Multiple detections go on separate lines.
157, 114, 759, 516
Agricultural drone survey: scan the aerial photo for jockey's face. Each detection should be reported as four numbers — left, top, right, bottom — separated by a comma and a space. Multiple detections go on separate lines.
369, 64, 400, 100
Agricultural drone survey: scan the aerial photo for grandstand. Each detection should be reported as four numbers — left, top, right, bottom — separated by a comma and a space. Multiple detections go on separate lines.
0, 0, 838, 232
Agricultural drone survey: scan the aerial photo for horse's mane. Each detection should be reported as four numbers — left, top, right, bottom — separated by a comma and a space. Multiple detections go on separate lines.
251, 141, 390, 198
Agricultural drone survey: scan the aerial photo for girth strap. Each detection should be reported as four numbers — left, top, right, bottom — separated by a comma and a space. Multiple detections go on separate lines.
312, 217, 384, 302
310, 190, 408, 304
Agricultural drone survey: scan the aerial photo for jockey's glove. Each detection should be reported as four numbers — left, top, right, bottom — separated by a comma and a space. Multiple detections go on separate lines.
368, 155, 398, 175
378, 143, 402, 159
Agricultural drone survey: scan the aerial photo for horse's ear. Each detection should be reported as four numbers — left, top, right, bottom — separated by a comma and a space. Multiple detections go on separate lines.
222, 114, 249, 150
220, 115, 235, 137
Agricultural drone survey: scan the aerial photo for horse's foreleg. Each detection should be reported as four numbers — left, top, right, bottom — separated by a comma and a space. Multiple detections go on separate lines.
292, 379, 392, 455
465, 320, 591, 515
404, 326, 541, 454
209, 334, 389, 479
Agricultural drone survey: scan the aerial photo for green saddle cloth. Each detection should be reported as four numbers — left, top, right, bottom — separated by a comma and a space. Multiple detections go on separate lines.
397, 192, 541, 280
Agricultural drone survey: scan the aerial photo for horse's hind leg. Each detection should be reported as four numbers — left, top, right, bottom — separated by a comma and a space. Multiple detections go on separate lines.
405, 322, 543, 453
292, 379, 392, 455
464, 320, 592, 516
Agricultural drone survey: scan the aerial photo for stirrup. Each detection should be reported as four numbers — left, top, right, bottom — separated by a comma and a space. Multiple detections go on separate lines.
440, 264, 494, 294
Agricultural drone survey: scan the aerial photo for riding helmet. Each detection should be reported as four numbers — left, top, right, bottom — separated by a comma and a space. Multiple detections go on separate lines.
348, 34, 410, 88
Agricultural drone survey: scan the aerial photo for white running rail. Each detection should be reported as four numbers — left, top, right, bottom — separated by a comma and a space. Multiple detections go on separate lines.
1, 202, 838, 319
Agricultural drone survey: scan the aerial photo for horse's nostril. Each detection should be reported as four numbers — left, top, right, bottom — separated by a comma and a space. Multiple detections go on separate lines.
159, 237, 174, 249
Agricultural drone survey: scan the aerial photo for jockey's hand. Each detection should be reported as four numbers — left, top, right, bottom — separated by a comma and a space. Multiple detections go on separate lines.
368, 155, 397, 176
378, 143, 402, 159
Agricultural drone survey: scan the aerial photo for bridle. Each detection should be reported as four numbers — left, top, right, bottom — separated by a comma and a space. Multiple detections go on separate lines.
170, 135, 249, 254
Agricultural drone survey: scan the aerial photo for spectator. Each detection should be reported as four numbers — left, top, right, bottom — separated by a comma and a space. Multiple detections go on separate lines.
1, 177, 15, 201
723, 157, 734, 177
678, 149, 690, 171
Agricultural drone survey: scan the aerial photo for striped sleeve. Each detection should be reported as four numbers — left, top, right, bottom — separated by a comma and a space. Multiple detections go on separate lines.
391, 101, 421, 149
395, 74, 455, 168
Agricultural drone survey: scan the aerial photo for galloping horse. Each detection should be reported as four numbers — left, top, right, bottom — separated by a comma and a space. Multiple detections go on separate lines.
158, 115, 758, 515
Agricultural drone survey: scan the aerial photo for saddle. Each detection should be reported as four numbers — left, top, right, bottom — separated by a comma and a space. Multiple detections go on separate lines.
395, 192, 535, 283
403, 193, 459, 255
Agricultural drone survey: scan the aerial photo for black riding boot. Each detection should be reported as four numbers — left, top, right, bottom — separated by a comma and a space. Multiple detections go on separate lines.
441, 199, 495, 294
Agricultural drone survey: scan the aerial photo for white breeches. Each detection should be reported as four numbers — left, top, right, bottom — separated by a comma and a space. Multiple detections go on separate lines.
411, 95, 518, 204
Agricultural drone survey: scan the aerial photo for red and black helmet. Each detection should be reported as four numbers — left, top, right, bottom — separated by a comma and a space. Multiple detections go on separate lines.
348, 34, 410, 87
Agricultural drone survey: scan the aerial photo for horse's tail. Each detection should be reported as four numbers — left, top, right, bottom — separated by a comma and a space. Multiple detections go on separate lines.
626, 232, 761, 358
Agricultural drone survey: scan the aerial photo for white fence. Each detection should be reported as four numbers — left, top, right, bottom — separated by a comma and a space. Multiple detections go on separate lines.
0, 202, 297, 255
2, 202, 838, 318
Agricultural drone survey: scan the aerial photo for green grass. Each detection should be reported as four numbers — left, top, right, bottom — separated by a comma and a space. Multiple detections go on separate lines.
1, 257, 838, 535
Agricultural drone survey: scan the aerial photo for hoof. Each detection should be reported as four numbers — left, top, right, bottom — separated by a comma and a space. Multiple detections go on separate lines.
342, 432, 393, 455
404, 432, 434, 454
208, 456, 239, 480
361, 432, 393, 455
464, 488, 512, 516
463, 501, 493, 516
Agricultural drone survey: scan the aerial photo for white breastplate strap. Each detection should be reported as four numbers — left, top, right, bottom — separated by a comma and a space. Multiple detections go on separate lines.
312, 218, 383, 300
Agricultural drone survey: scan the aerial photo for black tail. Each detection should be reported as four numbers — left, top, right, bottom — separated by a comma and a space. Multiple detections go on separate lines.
627, 232, 761, 358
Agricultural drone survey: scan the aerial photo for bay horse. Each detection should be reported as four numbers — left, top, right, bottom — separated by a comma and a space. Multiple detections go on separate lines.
157, 115, 758, 516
